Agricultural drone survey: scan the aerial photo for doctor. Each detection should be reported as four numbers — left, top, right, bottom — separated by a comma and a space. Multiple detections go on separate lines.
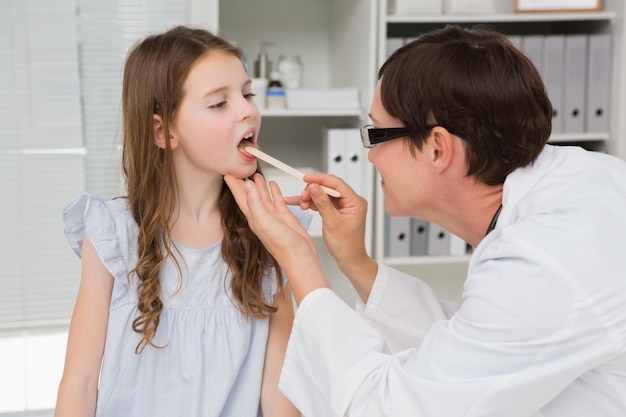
225, 25, 626, 416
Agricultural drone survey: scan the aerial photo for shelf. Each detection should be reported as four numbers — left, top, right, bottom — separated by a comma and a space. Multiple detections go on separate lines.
383, 255, 472, 266
259, 108, 363, 117
548, 132, 610, 143
386, 11, 617, 24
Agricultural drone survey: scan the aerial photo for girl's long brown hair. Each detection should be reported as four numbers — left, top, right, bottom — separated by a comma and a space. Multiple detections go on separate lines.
121, 26, 282, 353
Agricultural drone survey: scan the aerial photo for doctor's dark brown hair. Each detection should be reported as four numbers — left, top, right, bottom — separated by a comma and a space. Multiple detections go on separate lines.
121, 25, 282, 353
378, 24, 553, 186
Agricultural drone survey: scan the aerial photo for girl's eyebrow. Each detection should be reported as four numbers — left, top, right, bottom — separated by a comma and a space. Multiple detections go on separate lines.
201, 80, 252, 99
201, 86, 227, 99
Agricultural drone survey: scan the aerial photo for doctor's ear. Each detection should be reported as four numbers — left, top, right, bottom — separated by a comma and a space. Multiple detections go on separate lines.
153, 114, 178, 150
429, 126, 455, 170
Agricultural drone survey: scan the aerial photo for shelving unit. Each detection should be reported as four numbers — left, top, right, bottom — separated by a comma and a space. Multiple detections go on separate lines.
259, 108, 363, 118
374, 0, 626, 295
378, 4, 625, 155
190, 0, 378, 304
213, 0, 376, 195
189, 0, 626, 302
385, 11, 617, 24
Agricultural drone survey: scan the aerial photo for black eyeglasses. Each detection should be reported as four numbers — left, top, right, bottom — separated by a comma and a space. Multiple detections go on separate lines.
360, 125, 415, 148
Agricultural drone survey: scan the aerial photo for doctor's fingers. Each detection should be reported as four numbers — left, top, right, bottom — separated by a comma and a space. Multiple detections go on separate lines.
226, 174, 314, 252
302, 173, 360, 201
224, 174, 252, 218
249, 179, 317, 255
246, 175, 306, 232
309, 182, 367, 227
224, 174, 282, 219
229, 174, 278, 231
302, 174, 366, 212
266, 180, 317, 237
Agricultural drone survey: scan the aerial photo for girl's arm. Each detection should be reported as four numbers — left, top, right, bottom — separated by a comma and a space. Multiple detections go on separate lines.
260, 281, 301, 417
54, 236, 113, 417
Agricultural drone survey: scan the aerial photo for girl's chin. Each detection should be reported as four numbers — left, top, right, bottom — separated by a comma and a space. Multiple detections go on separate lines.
227, 168, 257, 180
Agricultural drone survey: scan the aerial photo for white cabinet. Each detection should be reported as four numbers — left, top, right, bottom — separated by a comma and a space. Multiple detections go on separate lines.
374, 0, 626, 297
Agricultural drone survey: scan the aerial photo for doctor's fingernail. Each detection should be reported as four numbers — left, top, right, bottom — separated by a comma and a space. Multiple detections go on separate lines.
310, 185, 321, 196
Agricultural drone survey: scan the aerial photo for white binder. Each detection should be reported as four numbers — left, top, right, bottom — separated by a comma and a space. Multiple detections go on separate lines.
393, 0, 443, 14
507, 35, 522, 51
386, 38, 404, 59
521, 35, 544, 77
563, 34, 588, 133
449, 234, 468, 256
323, 128, 374, 248
410, 218, 429, 256
586, 33, 611, 133
445, 0, 512, 14
385, 215, 411, 257
324, 128, 346, 181
323, 128, 367, 196
542, 35, 566, 134
344, 129, 367, 196
426, 222, 451, 256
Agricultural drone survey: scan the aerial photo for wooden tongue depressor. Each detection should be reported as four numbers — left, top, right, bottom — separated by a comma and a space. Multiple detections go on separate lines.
244, 146, 341, 198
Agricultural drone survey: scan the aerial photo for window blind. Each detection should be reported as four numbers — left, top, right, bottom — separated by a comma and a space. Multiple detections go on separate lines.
79, 0, 191, 199
0, 0, 192, 333
0, 0, 85, 332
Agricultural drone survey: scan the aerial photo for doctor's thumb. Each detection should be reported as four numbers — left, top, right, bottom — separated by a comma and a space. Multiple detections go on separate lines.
310, 184, 336, 219
309, 184, 322, 197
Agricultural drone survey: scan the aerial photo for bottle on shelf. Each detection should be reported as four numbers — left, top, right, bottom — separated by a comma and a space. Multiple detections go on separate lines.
253, 41, 273, 79
266, 71, 286, 109
251, 41, 273, 109
277, 55, 303, 90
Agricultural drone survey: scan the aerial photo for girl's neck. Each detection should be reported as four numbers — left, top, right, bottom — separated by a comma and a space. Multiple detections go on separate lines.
169, 174, 224, 250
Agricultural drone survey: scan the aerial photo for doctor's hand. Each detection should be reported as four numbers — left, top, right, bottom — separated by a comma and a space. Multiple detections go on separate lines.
288, 174, 376, 298
224, 173, 330, 304
291, 174, 370, 264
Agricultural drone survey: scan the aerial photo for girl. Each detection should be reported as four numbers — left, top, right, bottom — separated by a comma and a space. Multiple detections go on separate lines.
54, 25, 305, 416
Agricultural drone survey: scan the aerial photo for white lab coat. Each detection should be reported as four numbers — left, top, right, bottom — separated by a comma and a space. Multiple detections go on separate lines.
279, 145, 626, 417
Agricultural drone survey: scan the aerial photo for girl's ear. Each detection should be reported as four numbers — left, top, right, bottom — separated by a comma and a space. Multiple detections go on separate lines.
153, 114, 166, 149
153, 114, 178, 150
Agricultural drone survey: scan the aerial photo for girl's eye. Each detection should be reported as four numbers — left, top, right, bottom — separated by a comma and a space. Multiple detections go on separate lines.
244, 93, 256, 100
210, 101, 227, 109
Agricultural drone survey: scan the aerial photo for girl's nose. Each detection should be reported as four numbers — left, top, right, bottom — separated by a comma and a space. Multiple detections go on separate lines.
240, 97, 260, 121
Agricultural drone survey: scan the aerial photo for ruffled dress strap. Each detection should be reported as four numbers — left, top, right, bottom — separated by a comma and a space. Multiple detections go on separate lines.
62, 192, 128, 281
